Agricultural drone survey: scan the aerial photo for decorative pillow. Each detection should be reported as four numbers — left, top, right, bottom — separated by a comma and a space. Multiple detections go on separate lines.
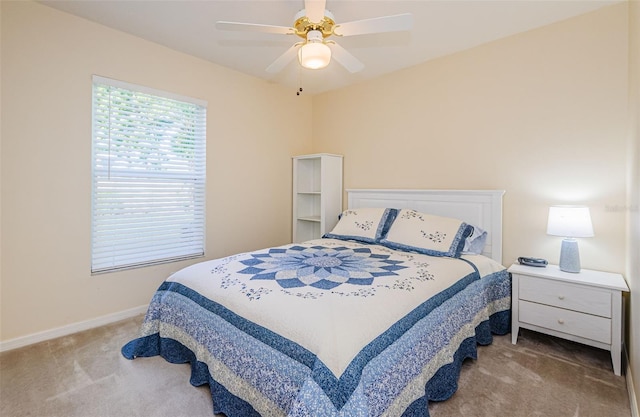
380, 209, 473, 257
462, 225, 488, 255
323, 208, 397, 244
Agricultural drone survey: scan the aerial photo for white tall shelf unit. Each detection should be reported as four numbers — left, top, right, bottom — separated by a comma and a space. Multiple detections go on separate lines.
292, 154, 343, 243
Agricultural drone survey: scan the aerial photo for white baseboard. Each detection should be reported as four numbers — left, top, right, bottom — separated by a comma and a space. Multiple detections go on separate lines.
627, 350, 639, 417
0, 305, 148, 353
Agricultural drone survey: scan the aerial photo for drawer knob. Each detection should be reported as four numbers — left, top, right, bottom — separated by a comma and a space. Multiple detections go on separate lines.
558, 295, 565, 300
558, 319, 565, 324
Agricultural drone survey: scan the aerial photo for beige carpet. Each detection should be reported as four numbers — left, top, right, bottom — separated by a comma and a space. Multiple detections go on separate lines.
0, 315, 631, 417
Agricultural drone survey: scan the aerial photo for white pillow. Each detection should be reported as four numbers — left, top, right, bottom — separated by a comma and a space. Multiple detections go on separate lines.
380, 209, 472, 257
323, 208, 396, 244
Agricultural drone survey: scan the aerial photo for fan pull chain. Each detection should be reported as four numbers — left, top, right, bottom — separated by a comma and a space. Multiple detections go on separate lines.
297, 65, 303, 96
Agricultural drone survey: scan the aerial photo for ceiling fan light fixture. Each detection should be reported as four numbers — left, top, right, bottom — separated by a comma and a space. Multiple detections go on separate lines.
298, 30, 331, 69
298, 43, 331, 69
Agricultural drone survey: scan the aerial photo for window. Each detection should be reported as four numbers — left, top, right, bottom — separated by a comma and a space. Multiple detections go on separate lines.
91, 76, 207, 273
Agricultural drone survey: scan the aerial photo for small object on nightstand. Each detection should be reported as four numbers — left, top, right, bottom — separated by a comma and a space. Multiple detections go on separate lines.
518, 257, 548, 267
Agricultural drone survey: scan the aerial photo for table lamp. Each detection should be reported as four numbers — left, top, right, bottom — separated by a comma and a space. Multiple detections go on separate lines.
546, 205, 594, 273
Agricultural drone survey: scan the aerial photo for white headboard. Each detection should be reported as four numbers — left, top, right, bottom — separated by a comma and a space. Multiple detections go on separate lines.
347, 189, 505, 264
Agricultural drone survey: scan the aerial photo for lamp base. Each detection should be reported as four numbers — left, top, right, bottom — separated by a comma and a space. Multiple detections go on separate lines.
559, 238, 581, 273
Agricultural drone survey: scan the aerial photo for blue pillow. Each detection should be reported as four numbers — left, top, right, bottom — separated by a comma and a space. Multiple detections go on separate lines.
462, 225, 488, 255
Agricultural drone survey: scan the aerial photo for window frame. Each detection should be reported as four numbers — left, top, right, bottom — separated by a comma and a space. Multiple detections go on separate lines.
91, 75, 207, 274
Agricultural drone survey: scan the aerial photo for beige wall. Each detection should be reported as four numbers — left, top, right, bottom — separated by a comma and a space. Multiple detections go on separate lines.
0, 1, 4, 344
0, 1, 313, 342
627, 0, 640, 409
313, 0, 633, 407
313, 3, 628, 274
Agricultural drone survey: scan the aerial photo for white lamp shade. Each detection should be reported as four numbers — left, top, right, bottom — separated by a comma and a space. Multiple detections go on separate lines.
298, 42, 331, 69
546, 206, 594, 238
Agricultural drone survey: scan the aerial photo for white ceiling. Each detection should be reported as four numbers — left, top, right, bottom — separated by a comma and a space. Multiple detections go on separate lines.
40, 0, 621, 95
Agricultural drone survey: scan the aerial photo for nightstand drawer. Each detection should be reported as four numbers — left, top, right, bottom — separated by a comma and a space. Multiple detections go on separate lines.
519, 300, 611, 344
518, 275, 611, 317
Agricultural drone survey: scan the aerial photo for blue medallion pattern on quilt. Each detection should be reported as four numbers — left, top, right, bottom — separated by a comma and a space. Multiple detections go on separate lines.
237, 245, 407, 290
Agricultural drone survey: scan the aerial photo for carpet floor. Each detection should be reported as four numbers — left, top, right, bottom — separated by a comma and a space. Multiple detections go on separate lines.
0, 315, 632, 417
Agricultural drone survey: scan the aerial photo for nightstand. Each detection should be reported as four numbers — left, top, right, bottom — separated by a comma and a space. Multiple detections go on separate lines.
508, 263, 629, 376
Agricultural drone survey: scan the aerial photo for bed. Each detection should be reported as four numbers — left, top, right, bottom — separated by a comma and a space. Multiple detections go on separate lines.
122, 189, 510, 417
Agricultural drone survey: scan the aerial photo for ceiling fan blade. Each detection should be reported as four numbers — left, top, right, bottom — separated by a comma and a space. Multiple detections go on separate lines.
215, 21, 294, 35
329, 42, 364, 73
266, 43, 301, 74
304, 0, 326, 23
334, 13, 413, 37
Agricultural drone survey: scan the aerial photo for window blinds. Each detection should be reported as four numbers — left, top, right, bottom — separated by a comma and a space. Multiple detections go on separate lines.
91, 76, 207, 273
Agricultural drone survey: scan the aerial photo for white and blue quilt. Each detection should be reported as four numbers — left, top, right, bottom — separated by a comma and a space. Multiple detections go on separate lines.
122, 238, 511, 417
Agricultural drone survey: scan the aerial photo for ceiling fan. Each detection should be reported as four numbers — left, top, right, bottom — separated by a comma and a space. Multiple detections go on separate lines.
215, 0, 413, 74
